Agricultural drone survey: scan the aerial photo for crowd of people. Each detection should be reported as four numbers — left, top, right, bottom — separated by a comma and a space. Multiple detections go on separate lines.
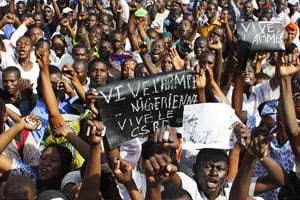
0, 0, 300, 199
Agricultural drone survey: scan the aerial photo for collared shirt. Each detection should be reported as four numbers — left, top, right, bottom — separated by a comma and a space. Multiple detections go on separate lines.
226, 80, 280, 130
198, 19, 221, 38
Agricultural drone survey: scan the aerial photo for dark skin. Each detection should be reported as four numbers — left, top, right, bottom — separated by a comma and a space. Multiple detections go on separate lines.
193, 154, 228, 199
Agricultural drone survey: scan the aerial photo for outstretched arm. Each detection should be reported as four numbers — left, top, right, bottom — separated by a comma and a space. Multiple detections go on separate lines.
78, 120, 103, 200
279, 55, 300, 159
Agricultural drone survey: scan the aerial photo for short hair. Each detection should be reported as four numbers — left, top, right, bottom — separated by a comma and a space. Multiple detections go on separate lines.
4, 175, 36, 198
48, 65, 61, 76
3, 66, 21, 79
196, 148, 228, 164
162, 188, 193, 200
36, 38, 51, 47
51, 34, 67, 47
43, 144, 73, 178
88, 58, 108, 72
72, 44, 87, 54
199, 50, 215, 61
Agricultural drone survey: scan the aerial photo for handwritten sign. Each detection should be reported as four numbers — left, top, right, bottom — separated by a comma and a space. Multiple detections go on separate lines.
237, 21, 285, 52
177, 103, 240, 150
96, 70, 198, 148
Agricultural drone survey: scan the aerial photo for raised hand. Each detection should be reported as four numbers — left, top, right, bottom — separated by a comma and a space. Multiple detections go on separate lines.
85, 88, 99, 116
19, 78, 33, 92
149, 127, 178, 155
113, 159, 133, 185
196, 66, 206, 89
36, 47, 50, 70
86, 119, 104, 144
62, 64, 77, 79
205, 65, 215, 83
233, 122, 251, 149
254, 53, 268, 62
247, 134, 276, 160
208, 38, 222, 51
20, 114, 42, 131
279, 54, 300, 77
2, 13, 15, 24
59, 17, 70, 27
49, 115, 69, 137
169, 48, 185, 70
23, 17, 34, 27
144, 153, 177, 185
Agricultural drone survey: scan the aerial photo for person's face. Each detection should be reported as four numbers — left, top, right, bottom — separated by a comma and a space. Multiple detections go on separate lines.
43, 7, 54, 21
151, 40, 164, 62
206, 4, 217, 19
89, 62, 108, 87
52, 37, 66, 57
50, 73, 62, 93
170, 1, 182, 16
260, 115, 276, 130
100, 15, 111, 26
29, 28, 43, 45
243, 65, 255, 86
194, 155, 228, 198
38, 147, 62, 182
73, 64, 87, 84
112, 33, 123, 51
289, 4, 298, 13
243, 2, 253, 16
88, 15, 98, 29
199, 1, 208, 13
219, 9, 229, 21
89, 27, 102, 46
161, 55, 173, 72
276, 0, 286, 13
257, 0, 265, 8
179, 19, 192, 38
157, 0, 165, 11
102, 24, 111, 38
16, 3, 25, 16
16, 37, 32, 60
34, 15, 43, 28
218, 0, 228, 8
194, 40, 207, 59
73, 48, 87, 61
135, 65, 149, 77
122, 60, 136, 79
199, 54, 215, 69
287, 30, 297, 43
162, 36, 172, 49
99, 41, 112, 59
209, 27, 223, 43
3, 72, 19, 96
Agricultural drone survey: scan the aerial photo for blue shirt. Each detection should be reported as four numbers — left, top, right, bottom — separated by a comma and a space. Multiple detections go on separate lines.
31, 98, 72, 147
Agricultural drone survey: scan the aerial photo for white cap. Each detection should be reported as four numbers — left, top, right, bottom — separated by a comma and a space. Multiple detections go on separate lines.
180, 0, 190, 5
288, 0, 299, 5
62, 7, 73, 15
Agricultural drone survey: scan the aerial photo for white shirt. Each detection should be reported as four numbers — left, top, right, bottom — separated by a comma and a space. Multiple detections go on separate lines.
1, 50, 40, 93
227, 80, 280, 128
51, 50, 74, 69
151, 10, 170, 33
271, 11, 291, 25
178, 172, 262, 200
290, 11, 300, 22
